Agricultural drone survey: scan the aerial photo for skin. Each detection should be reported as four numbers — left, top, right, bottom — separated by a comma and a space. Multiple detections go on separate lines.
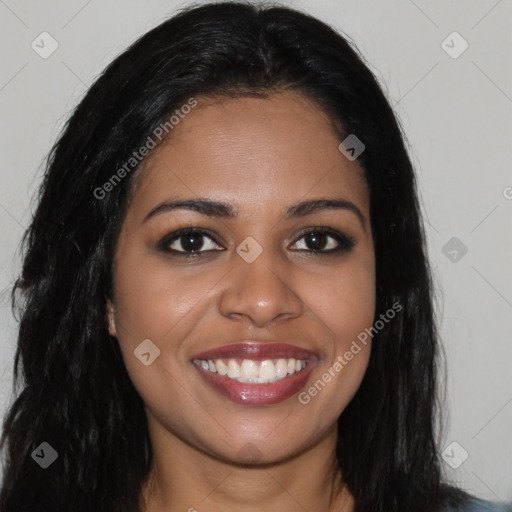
106, 90, 375, 512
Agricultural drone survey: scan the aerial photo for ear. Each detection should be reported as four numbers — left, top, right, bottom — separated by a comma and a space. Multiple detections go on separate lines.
106, 300, 117, 337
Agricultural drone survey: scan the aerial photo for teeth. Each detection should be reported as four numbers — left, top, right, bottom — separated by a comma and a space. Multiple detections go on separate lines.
275, 359, 288, 379
227, 359, 241, 378
259, 360, 276, 380
240, 359, 258, 379
216, 359, 228, 376
196, 357, 309, 383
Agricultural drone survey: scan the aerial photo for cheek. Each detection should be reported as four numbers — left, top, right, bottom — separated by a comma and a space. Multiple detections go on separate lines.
110, 255, 211, 416
296, 253, 375, 411
334, 266, 375, 348
301, 253, 376, 348
331, 258, 375, 381
110, 252, 233, 403
112, 252, 222, 342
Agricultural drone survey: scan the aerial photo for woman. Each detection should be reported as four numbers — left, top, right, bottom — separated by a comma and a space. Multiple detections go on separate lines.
0, 2, 508, 511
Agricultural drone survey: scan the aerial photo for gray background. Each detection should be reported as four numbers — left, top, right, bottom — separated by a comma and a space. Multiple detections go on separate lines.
0, 0, 511, 502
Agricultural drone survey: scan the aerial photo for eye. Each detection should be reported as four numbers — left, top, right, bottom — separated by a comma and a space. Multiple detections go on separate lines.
158, 228, 224, 257
290, 227, 355, 254
158, 226, 355, 259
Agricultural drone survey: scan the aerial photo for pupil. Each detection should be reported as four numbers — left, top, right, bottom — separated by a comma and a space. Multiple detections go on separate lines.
306, 232, 327, 250
182, 234, 203, 252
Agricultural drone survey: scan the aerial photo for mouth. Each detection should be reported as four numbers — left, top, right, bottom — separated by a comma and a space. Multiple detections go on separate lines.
191, 342, 318, 405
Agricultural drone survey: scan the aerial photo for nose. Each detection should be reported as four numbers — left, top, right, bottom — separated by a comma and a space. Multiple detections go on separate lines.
217, 244, 304, 328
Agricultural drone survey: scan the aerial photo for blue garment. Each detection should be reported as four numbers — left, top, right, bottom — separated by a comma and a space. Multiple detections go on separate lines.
448, 498, 512, 511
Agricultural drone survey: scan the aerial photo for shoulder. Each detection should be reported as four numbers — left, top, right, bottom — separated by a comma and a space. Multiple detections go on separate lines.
444, 498, 512, 512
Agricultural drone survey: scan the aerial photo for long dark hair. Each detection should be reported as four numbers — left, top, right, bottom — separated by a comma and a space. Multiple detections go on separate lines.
1, 2, 474, 511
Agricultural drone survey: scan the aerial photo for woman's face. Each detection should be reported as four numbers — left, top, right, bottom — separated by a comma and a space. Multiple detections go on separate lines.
107, 91, 375, 464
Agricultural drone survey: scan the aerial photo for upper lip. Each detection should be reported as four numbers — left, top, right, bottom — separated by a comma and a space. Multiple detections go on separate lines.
192, 342, 318, 361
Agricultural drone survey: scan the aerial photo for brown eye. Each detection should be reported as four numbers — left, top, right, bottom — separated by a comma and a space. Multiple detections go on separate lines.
159, 228, 224, 256
290, 227, 355, 254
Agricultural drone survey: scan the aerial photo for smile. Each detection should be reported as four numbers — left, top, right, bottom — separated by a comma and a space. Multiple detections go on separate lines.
191, 342, 318, 405
193, 358, 309, 383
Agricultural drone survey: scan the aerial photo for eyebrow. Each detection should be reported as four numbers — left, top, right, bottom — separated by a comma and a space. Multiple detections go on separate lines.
143, 197, 366, 229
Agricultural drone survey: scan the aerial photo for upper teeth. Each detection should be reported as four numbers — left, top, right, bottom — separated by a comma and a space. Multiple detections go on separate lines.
195, 358, 308, 383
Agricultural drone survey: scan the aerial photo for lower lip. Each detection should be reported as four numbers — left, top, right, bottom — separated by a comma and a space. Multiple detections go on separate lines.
193, 361, 317, 405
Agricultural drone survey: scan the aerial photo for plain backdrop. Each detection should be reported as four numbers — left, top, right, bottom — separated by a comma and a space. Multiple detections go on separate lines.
0, 0, 511, 502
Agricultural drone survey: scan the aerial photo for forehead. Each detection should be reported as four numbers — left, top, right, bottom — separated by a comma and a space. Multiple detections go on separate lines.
128, 91, 369, 217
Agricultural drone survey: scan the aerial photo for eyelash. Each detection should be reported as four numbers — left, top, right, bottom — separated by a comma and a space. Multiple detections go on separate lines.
158, 226, 356, 259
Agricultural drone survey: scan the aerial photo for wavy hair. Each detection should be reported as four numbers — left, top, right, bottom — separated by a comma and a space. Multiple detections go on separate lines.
1, 2, 474, 511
